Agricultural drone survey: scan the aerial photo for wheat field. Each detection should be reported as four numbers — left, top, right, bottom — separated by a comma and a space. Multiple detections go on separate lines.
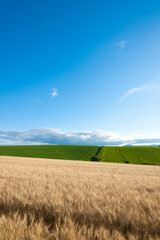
0, 156, 160, 240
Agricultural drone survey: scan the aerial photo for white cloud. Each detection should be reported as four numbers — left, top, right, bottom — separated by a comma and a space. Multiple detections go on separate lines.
118, 82, 154, 102
50, 88, 58, 98
115, 40, 127, 49
0, 128, 160, 146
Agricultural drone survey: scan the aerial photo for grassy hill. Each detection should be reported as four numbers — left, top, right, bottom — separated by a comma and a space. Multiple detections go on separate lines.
99, 146, 160, 165
0, 145, 99, 161
0, 145, 160, 165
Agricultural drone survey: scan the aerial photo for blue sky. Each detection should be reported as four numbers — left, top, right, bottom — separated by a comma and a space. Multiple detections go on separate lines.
1, 0, 160, 145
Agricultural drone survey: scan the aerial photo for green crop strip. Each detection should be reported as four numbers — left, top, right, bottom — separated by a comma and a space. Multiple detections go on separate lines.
0, 145, 160, 165
0, 145, 99, 161
98, 146, 160, 165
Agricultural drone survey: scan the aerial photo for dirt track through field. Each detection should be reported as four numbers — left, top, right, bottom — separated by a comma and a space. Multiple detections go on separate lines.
0, 156, 160, 240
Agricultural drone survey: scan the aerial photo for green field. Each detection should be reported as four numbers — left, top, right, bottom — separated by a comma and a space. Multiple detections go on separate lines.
0, 145, 160, 165
99, 146, 160, 165
0, 145, 99, 161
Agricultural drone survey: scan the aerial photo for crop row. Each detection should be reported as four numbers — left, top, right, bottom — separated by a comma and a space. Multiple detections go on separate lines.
99, 146, 160, 165
0, 145, 99, 161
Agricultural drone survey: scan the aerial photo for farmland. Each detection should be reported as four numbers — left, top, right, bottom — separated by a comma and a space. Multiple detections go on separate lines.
0, 145, 98, 161
0, 156, 160, 240
99, 146, 160, 165
0, 145, 160, 165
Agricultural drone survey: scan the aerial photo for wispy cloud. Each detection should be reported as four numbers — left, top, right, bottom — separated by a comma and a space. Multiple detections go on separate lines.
115, 40, 127, 49
31, 98, 43, 104
118, 82, 154, 102
150, 33, 154, 39
0, 128, 159, 146
50, 88, 58, 98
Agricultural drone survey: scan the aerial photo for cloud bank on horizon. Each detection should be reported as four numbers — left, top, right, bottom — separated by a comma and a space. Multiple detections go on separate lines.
0, 128, 160, 146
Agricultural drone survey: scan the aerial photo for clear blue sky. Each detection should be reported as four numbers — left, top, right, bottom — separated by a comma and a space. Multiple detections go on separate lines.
1, 0, 160, 145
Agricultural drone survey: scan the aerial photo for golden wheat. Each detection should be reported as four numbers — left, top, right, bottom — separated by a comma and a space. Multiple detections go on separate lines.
0, 156, 160, 240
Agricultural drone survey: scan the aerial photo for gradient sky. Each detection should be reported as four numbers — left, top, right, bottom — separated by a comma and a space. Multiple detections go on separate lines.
1, 0, 160, 145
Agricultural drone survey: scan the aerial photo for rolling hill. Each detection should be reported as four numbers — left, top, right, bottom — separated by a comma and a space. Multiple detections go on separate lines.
0, 145, 99, 161
99, 146, 160, 165
0, 145, 160, 165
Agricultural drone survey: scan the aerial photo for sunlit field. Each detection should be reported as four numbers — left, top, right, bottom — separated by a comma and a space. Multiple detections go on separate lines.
99, 146, 160, 165
0, 156, 160, 240
0, 145, 99, 161
0, 146, 160, 165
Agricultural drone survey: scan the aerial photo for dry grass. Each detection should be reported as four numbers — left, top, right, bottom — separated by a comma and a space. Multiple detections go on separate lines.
0, 156, 160, 240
